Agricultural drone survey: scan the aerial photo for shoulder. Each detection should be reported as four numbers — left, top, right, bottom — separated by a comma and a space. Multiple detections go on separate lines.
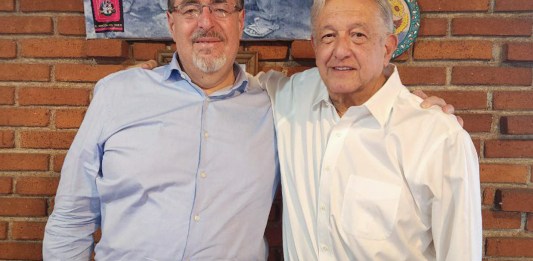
94, 66, 167, 94
390, 88, 464, 143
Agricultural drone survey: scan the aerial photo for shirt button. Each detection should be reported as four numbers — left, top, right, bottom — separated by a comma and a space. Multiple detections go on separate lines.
324, 166, 330, 172
321, 245, 329, 252
320, 205, 326, 211
200, 172, 207, 178
335, 132, 341, 138
204, 131, 209, 138
193, 215, 200, 222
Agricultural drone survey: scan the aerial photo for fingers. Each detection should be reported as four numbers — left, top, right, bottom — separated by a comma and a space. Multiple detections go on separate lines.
420, 96, 447, 109
412, 89, 428, 99
140, 60, 158, 70
456, 115, 464, 127
126, 60, 158, 70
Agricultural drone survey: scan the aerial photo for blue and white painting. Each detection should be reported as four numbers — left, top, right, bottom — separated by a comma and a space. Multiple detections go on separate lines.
84, 0, 312, 40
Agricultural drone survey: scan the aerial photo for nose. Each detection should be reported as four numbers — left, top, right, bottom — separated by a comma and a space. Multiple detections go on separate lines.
333, 34, 351, 60
197, 6, 215, 30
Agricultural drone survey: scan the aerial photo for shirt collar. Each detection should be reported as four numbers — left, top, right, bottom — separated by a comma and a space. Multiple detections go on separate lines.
163, 52, 248, 99
362, 64, 403, 127
312, 65, 403, 127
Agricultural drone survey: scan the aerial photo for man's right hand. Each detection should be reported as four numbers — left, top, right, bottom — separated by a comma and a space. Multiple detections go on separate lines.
128, 60, 158, 70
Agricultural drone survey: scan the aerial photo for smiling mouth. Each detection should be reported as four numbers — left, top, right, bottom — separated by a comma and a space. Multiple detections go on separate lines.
332, 66, 355, 71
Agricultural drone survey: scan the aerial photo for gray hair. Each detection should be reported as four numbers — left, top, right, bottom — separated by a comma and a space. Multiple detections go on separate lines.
311, 0, 394, 36
168, 0, 244, 10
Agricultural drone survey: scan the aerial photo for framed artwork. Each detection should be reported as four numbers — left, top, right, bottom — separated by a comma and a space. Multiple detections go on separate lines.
388, 0, 420, 58
157, 50, 259, 75
83, 0, 419, 57
84, 0, 312, 40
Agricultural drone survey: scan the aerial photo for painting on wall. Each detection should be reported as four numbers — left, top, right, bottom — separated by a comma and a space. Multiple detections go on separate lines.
83, 0, 418, 57
84, 0, 312, 40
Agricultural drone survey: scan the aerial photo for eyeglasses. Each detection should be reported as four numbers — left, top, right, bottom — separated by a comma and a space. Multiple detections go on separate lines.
169, 3, 242, 19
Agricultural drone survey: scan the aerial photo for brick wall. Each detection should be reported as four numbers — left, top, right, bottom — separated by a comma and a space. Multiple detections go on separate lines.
0, 0, 532, 260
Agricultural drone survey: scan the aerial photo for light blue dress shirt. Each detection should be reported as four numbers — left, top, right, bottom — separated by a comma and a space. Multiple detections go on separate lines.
43, 54, 279, 261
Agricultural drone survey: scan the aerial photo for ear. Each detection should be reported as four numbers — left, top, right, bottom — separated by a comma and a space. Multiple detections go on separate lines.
167, 11, 175, 35
383, 33, 398, 66
238, 9, 245, 32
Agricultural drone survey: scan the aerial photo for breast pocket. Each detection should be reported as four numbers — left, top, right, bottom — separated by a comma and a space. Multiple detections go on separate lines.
341, 175, 402, 240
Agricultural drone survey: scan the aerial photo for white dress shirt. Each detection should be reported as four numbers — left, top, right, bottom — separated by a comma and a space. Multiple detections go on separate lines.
260, 65, 482, 261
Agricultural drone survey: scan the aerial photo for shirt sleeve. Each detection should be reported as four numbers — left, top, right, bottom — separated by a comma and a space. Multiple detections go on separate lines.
43, 80, 112, 260
430, 129, 482, 261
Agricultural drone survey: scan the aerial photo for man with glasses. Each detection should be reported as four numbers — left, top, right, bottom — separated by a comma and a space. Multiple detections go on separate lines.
43, 0, 456, 260
44, 1, 278, 260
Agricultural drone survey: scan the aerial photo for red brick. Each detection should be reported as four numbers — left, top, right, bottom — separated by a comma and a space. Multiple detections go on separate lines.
483, 187, 496, 205
0, 153, 49, 171
87, 39, 129, 58
0, 130, 14, 148
0, 0, 15, 11
452, 66, 531, 86
422, 91, 487, 110
0, 39, 16, 58
505, 42, 533, 62
0, 198, 47, 216
0, 108, 50, 127
0, 64, 50, 82
497, 188, 533, 212
133, 43, 168, 61
495, 0, 533, 11
414, 40, 493, 60
485, 140, 533, 158
0, 222, 6, 240
528, 213, 533, 231
291, 40, 315, 59
418, 18, 448, 36
16, 177, 59, 196
20, 0, 83, 12
20, 131, 76, 149
58, 16, 86, 36
397, 67, 446, 85
482, 210, 522, 229
53, 154, 66, 173
287, 66, 313, 76
486, 237, 533, 257
259, 65, 284, 74
458, 113, 492, 133
480, 164, 528, 183
0, 177, 12, 194
501, 115, 533, 135
0, 16, 52, 34
0, 87, 14, 105
453, 18, 532, 36
56, 64, 126, 82
56, 108, 86, 129
248, 44, 288, 60
419, 0, 489, 12
20, 38, 86, 58
19, 87, 90, 106
0, 242, 42, 260
494, 91, 533, 110
12, 221, 46, 240
472, 138, 481, 157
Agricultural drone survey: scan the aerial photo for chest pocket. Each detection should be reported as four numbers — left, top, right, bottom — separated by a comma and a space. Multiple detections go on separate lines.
341, 175, 402, 240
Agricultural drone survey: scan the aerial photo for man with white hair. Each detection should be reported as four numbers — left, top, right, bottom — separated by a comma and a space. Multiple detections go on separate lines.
260, 0, 482, 259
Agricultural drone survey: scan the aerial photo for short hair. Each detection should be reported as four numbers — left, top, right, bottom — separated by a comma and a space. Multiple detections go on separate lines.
311, 0, 394, 36
168, 0, 244, 10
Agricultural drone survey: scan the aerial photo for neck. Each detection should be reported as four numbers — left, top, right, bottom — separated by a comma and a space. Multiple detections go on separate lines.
329, 73, 386, 117
178, 58, 236, 95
